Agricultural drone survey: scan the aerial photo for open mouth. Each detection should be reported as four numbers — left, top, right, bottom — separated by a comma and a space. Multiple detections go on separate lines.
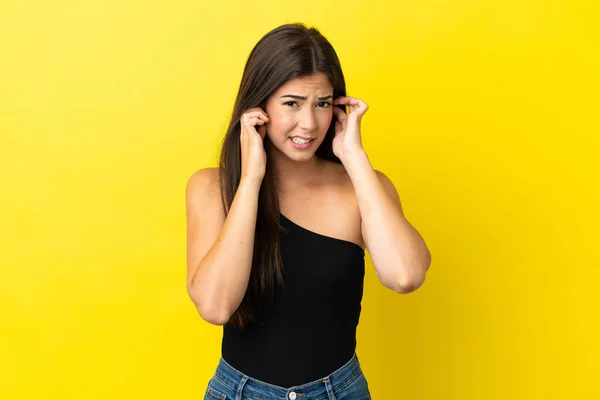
291, 136, 314, 145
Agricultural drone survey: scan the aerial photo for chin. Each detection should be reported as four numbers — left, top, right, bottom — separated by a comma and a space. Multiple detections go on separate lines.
286, 151, 316, 163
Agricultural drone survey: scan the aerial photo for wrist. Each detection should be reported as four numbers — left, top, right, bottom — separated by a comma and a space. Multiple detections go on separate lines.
239, 175, 263, 191
341, 148, 369, 169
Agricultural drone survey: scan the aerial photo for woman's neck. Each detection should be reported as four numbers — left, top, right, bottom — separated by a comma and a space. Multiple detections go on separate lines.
267, 145, 325, 188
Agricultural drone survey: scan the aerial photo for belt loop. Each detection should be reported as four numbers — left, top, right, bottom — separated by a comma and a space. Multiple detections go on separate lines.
323, 377, 337, 400
235, 375, 249, 400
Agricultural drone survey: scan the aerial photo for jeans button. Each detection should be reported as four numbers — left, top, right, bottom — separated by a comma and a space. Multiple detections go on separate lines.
288, 391, 297, 400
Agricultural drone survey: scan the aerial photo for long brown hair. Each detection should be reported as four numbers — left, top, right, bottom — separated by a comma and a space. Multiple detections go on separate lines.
219, 23, 347, 328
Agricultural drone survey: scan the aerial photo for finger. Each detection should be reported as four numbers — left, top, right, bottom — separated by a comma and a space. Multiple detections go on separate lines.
353, 99, 369, 116
251, 112, 269, 122
334, 96, 366, 109
243, 114, 264, 124
244, 116, 265, 127
243, 109, 270, 122
332, 106, 347, 122
333, 96, 354, 105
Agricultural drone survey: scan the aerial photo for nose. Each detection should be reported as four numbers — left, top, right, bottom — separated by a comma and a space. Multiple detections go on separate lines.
297, 107, 317, 131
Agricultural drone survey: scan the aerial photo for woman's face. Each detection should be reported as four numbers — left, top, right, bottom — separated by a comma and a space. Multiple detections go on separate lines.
264, 73, 334, 162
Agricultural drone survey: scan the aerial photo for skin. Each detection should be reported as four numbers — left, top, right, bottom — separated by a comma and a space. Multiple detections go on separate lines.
185, 72, 432, 325
263, 73, 334, 181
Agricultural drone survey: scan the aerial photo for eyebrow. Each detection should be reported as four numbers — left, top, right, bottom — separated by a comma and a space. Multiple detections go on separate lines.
280, 94, 333, 101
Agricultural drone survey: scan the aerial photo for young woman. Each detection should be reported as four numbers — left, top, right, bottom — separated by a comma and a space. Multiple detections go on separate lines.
186, 23, 431, 400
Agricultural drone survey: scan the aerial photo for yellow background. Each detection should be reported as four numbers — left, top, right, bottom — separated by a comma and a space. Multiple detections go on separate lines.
1, 1, 598, 399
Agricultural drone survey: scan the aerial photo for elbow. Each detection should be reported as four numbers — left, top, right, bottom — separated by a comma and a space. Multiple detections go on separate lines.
195, 299, 232, 326
390, 248, 432, 294
392, 278, 423, 294
392, 268, 429, 294
395, 252, 431, 294
198, 306, 231, 326
187, 285, 232, 326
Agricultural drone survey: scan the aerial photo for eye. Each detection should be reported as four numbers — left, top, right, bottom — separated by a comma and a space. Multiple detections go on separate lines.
284, 101, 299, 107
317, 102, 331, 108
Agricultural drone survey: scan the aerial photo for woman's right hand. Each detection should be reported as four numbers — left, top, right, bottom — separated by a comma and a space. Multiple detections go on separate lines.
240, 107, 269, 182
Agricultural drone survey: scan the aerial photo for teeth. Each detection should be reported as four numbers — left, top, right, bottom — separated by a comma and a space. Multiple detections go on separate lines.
292, 137, 311, 144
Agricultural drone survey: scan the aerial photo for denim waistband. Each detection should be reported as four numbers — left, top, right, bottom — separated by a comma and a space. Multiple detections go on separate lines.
213, 353, 363, 399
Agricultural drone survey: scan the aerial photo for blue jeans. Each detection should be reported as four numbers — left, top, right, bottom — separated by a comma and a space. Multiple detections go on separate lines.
204, 353, 372, 400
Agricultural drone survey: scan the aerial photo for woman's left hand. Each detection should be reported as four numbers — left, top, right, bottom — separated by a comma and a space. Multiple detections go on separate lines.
331, 96, 369, 162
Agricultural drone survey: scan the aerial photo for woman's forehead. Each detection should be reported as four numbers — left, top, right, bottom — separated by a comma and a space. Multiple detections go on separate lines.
275, 73, 333, 94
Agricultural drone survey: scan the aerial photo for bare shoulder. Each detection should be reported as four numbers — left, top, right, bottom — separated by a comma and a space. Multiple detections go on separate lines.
373, 169, 394, 188
185, 166, 224, 233
186, 167, 221, 196
373, 169, 404, 211
321, 161, 400, 206
185, 167, 225, 287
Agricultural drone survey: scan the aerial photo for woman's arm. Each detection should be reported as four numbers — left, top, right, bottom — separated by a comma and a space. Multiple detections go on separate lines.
345, 151, 431, 293
332, 96, 431, 293
185, 168, 261, 325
